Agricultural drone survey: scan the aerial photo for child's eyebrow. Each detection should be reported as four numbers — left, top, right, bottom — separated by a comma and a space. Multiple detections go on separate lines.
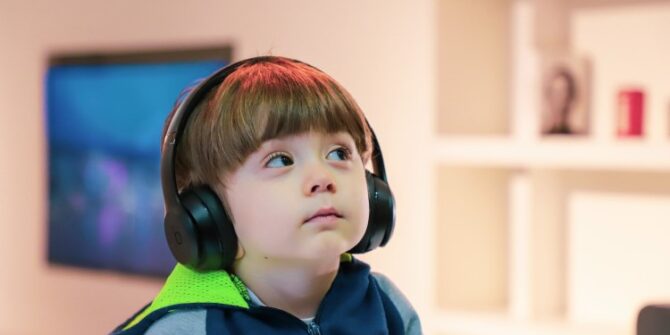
256, 132, 355, 154
328, 132, 357, 146
258, 137, 288, 150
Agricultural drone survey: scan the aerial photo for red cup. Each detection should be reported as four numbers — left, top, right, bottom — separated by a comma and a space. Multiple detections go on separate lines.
617, 89, 645, 137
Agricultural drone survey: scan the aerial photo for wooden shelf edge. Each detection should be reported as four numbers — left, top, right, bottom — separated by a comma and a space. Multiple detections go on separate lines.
431, 136, 670, 172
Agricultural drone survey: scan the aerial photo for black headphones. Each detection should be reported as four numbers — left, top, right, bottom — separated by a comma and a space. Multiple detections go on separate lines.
161, 56, 395, 271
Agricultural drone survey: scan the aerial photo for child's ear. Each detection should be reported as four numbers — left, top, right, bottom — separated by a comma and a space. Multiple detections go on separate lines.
362, 153, 373, 171
235, 244, 245, 260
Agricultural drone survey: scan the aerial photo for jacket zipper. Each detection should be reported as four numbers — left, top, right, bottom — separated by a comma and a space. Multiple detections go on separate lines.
306, 320, 321, 335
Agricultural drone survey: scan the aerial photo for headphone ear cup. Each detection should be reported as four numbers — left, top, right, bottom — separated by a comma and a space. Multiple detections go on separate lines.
349, 171, 396, 253
190, 185, 238, 270
164, 185, 237, 271
164, 201, 200, 269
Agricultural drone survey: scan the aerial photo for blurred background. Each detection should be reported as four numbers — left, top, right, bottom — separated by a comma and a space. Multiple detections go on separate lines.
0, 0, 669, 334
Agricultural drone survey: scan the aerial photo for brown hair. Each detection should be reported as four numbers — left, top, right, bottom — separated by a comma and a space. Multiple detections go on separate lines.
163, 56, 372, 193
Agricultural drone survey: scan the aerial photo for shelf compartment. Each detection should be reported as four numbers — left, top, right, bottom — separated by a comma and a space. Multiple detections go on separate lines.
436, 0, 511, 136
435, 166, 511, 311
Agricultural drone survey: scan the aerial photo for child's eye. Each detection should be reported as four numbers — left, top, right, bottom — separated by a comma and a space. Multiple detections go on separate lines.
326, 147, 352, 161
265, 153, 294, 168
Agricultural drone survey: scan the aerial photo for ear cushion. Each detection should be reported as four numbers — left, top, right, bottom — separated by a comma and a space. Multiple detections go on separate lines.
349, 171, 396, 253
164, 185, 237, 271
190, 185, 238, 270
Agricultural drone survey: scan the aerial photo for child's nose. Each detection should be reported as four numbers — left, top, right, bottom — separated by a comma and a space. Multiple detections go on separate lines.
304, 166, 337, 195
308, 180, 336, 194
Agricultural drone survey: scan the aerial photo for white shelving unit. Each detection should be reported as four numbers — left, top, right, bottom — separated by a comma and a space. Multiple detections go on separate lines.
430, 1, 670, 334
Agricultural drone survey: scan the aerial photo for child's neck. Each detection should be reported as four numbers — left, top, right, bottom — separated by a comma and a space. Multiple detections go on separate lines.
232, 255, 340, 319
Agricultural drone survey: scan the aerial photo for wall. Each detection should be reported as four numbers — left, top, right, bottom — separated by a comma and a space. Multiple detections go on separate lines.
0, 1, 436, 333
436, 0, 511, 135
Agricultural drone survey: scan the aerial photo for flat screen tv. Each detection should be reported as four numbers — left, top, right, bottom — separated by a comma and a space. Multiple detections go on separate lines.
46, 46, 231, 277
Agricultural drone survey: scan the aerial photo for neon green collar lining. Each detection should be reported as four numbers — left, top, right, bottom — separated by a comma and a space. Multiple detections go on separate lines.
124, 264, 249, 330
124, 253, 353, 330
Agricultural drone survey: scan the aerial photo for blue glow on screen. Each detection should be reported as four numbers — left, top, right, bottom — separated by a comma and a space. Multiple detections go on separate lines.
46, 59, 226, 277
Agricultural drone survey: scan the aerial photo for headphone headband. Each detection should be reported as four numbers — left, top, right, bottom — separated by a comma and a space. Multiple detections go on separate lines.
161, 59, 248, 209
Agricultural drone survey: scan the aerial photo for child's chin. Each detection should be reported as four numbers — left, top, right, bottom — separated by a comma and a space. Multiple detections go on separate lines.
304, 235, 353, 258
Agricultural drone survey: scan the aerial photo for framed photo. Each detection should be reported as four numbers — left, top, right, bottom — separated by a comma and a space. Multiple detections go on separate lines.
539, 54, 591, 136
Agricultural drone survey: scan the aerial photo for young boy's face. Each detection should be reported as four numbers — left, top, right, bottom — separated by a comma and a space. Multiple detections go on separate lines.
223, 131, 369, 265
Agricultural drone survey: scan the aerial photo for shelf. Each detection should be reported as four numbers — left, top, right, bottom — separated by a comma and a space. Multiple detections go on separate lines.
427, 1, 670, 334
432, 136, 670, 171
430, 310, 629, 335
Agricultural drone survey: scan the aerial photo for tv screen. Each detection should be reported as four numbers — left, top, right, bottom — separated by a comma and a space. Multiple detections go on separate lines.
46, 47, 231, 277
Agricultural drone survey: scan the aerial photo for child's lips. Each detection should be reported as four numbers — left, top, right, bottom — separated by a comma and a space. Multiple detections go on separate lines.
304, 214, 342, 227
304, 207, 342, 223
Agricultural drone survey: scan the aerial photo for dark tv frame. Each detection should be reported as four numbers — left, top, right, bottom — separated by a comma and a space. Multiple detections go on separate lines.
49, 45, 233, 67
45, 45, 233, 278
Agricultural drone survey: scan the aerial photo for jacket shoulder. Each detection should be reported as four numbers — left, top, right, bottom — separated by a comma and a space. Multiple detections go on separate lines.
144, 308, 207, 335
372, 272, 423, 335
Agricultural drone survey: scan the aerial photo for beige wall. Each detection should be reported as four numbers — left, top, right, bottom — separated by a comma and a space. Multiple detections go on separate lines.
0, 1, 436, 333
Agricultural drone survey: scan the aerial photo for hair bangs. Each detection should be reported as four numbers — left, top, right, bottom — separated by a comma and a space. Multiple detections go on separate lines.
258, 79, 368, 147
172, 56, 372, 190
215, 61, 370, 172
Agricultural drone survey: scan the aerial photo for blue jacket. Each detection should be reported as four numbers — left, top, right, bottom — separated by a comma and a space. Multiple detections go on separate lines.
112, 257, 419, 334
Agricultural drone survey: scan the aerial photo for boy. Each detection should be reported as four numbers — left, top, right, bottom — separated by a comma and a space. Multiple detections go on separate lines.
112, 56, 421, 334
